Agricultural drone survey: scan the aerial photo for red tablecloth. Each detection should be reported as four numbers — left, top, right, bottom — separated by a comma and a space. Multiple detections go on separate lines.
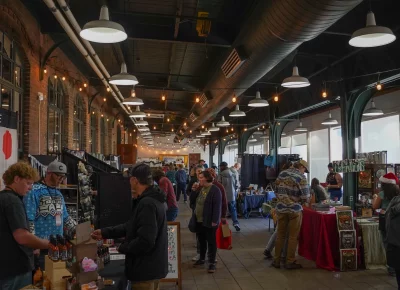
298, 207, 339, 271
298, 207, 361, 271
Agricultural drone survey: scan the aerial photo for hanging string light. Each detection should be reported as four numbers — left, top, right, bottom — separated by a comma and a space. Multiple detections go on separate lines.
54, 74, 57, 79
232, 94, 237, 103
106, 87, 110, 92
103, 97, 106, 102
44, 68, 47, 74
84, 82, 87, 88
195, 96, 200, 103
62, 76, 66, 81
376, 73, 382, 90
322, 81, 327, 98
273, 86, 279, 102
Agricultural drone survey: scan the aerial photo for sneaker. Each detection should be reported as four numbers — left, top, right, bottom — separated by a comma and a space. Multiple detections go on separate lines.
234, 224, 241, 232
192, 254, 200, 261
285, 263, 302, 270
194, 260, 205, 266
208, 264, 216, 273
263, 249, 273, 259
271, 261, 280, 269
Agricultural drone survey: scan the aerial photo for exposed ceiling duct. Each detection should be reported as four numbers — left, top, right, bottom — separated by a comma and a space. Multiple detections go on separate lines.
187, 0, 362, 133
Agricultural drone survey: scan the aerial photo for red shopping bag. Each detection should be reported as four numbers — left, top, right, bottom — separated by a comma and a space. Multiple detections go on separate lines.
216, 222, 232, 250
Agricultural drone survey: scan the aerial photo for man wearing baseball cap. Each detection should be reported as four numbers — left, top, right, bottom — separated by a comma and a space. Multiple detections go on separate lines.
92, 163, 168, 289
24, 161, 76, 269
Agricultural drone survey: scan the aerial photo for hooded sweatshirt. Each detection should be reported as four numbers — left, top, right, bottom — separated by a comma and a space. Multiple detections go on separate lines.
218, 168, 236, 202
102, 186, 168, 282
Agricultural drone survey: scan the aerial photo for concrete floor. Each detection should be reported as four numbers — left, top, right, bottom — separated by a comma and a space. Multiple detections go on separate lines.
161, 201, 398, 290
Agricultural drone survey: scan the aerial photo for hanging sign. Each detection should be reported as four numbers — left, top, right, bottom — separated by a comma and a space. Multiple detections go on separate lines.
332, 159, 366, 173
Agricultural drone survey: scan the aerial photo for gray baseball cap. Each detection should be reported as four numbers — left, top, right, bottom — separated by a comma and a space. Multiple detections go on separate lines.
47, 161, 67, 175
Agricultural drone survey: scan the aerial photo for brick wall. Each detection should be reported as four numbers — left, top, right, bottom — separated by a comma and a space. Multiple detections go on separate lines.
0, 0, 130, 156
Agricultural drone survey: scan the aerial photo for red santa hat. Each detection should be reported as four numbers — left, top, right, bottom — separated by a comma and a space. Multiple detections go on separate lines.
379, 172, 399, 185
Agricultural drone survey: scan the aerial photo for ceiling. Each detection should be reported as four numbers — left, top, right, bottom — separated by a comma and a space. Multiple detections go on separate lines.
22, 0, 400, 142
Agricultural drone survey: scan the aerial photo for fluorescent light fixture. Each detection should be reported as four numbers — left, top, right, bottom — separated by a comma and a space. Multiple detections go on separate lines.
363, 100, 384, 116
349, 11, 396, 48
216, 116, 230, 127
229, 105, 246, 117
135, 118, 148, 126
209, 123, 220, 132
281, 66, 310, 88
109, 63, 138, 86
294, 121, 307, 132
248, 91, 269, 107
129, 106, 146, 118
80, 5, 127, 43
321, 112, 339, 125
122, 88, 143, 105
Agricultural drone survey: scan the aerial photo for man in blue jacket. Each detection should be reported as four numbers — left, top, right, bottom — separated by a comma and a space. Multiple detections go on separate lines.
175, 164, 187, 202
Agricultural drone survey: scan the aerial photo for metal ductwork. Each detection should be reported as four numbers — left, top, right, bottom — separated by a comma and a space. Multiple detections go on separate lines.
188, 0, 362, 132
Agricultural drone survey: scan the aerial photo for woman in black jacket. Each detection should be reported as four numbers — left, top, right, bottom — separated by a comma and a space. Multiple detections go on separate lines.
385, 193, 400, 289
191, 170, 222, 274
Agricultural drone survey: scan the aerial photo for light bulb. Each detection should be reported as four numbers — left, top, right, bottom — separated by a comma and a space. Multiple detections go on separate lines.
62, 76, 66, 81
231, 128, 234, 131
44, 68, 47, 74
274, 95, 279, 102
107, 87, 110, 92
171, 128, 174, 132
101, 114, 104, 117
162, 95, 166, 101
201, 125, 204, 129
54, 75, 57, 79
79, 88, 82, 92
118, 119, 121, 122
190, 130, 192, 133
154, 126, 156, 130
107, 118, 109, 121
103, 98, 106, 102
167, 118, 170, 122
92, 111, 95, 114
84, 83, 87, 88
322, 91, 327, 98
376, 82, 382, 91
244, 128, 247, 131
184, 122, 187, 126
232, 96, 237, 103
196, 97, 200, 103
226, 129, 229, 133
147, 113, 151, 117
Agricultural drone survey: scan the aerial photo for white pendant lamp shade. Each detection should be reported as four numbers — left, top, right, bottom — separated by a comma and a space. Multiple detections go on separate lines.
260, 135, 269, 139
230, 105, 246, 117
248, 91, 269, 107
363, 100, 384, 116
196, 134, 205, 138
109, 63, 139, 86
248, 135, 257, 142
349, 12, 396, 48
321, 112, 339, 125
138, 127, 150, 132
135, 118, 148, 126
80, 6, 127, 43
281, 66, 310, 88
209, 123, 220, 132
129, 106, 146, 118
282, 132, 287, 136
216, 116, 230, 127
141, 132, 151, 136
201, 131, 212, 136
122, 89, 143, 105
294, 121, 308, 132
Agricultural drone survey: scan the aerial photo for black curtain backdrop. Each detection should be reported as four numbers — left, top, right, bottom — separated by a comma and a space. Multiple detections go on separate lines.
241, 154, 267, 190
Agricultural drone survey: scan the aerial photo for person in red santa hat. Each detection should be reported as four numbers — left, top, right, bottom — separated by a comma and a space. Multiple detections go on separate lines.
373, 172, 400, 276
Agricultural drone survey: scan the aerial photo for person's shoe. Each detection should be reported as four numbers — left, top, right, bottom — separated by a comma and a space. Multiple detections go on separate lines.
285, 263, 303, 270
263, 249, 273, 259
271, 261, 280, 269
192, 254, 200, 261
234, 224, 241, 232
194, 260, 205, 266
208, 264, 216, 273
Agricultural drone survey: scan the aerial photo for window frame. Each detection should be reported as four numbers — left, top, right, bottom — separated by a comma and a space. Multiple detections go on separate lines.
47, 79, 64, 154
73, 94, 84, 150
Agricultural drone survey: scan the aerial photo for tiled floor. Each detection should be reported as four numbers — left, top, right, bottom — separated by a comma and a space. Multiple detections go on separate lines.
161, 201, 398, 290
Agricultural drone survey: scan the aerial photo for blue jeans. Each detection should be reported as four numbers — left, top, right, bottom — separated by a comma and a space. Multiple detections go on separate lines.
176, 182, 187, 201
0, 271, 32, 290
166, 207, 179, 221
228, 201, 239, 226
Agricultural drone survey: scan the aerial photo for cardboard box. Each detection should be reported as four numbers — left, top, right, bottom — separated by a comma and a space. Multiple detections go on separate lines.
76, 271, 99, 285
45, 255, 66, 270
70, 239, 98, 274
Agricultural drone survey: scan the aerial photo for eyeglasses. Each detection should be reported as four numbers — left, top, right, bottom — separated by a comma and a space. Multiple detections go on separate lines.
53, 173, 66, 180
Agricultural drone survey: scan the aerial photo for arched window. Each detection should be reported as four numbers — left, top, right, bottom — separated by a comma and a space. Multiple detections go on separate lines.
0, 31, 24, 154
73, 94, 84, 150
47, 79, 64, 153
90, 112, 97, 153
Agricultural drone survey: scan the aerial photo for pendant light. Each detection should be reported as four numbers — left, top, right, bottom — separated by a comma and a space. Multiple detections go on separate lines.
196, 134, 205, 138
209, 123, 220, 132
129, 106, 146, 118
281, 66, 310, 88
349, 11, 396, 48
141, 132, 151, 136
229, 105, 246, 117
248, 91, 269, 107
80, 5, 127, 43
135, 118, 148, 126
216, 116, 230, 127
201, 131, 211, 136
321, 112, 339, 125
294, 121, 307, 132
138, 127, 150, 132
248, 135, 257, 142
122, 88, 143, 105
260, 135, 269, 139
109, 63, 139, 86
282, 132, 287, 136
363, 99, 384, 116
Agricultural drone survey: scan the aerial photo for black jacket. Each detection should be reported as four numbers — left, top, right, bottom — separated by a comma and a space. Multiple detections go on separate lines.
101, 186, 168, 282
189, 185, 222, 228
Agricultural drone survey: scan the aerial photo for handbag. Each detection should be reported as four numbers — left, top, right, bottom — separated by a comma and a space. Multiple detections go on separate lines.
188, 213, 199, 233
216, 222, 232, 250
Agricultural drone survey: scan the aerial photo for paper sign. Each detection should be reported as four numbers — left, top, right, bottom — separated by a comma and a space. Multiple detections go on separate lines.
165, 225, 178, 279
76, 221, 91, 244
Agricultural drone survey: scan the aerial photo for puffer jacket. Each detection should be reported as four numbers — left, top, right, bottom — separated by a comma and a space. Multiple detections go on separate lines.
218, 169, 236, 202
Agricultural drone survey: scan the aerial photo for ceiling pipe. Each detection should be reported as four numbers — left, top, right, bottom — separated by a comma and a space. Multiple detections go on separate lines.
42, 0, 135, 124
187, 0, 362, 134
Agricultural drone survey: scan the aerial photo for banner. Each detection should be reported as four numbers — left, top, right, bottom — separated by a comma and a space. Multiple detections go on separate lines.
0, 127, 18, 190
